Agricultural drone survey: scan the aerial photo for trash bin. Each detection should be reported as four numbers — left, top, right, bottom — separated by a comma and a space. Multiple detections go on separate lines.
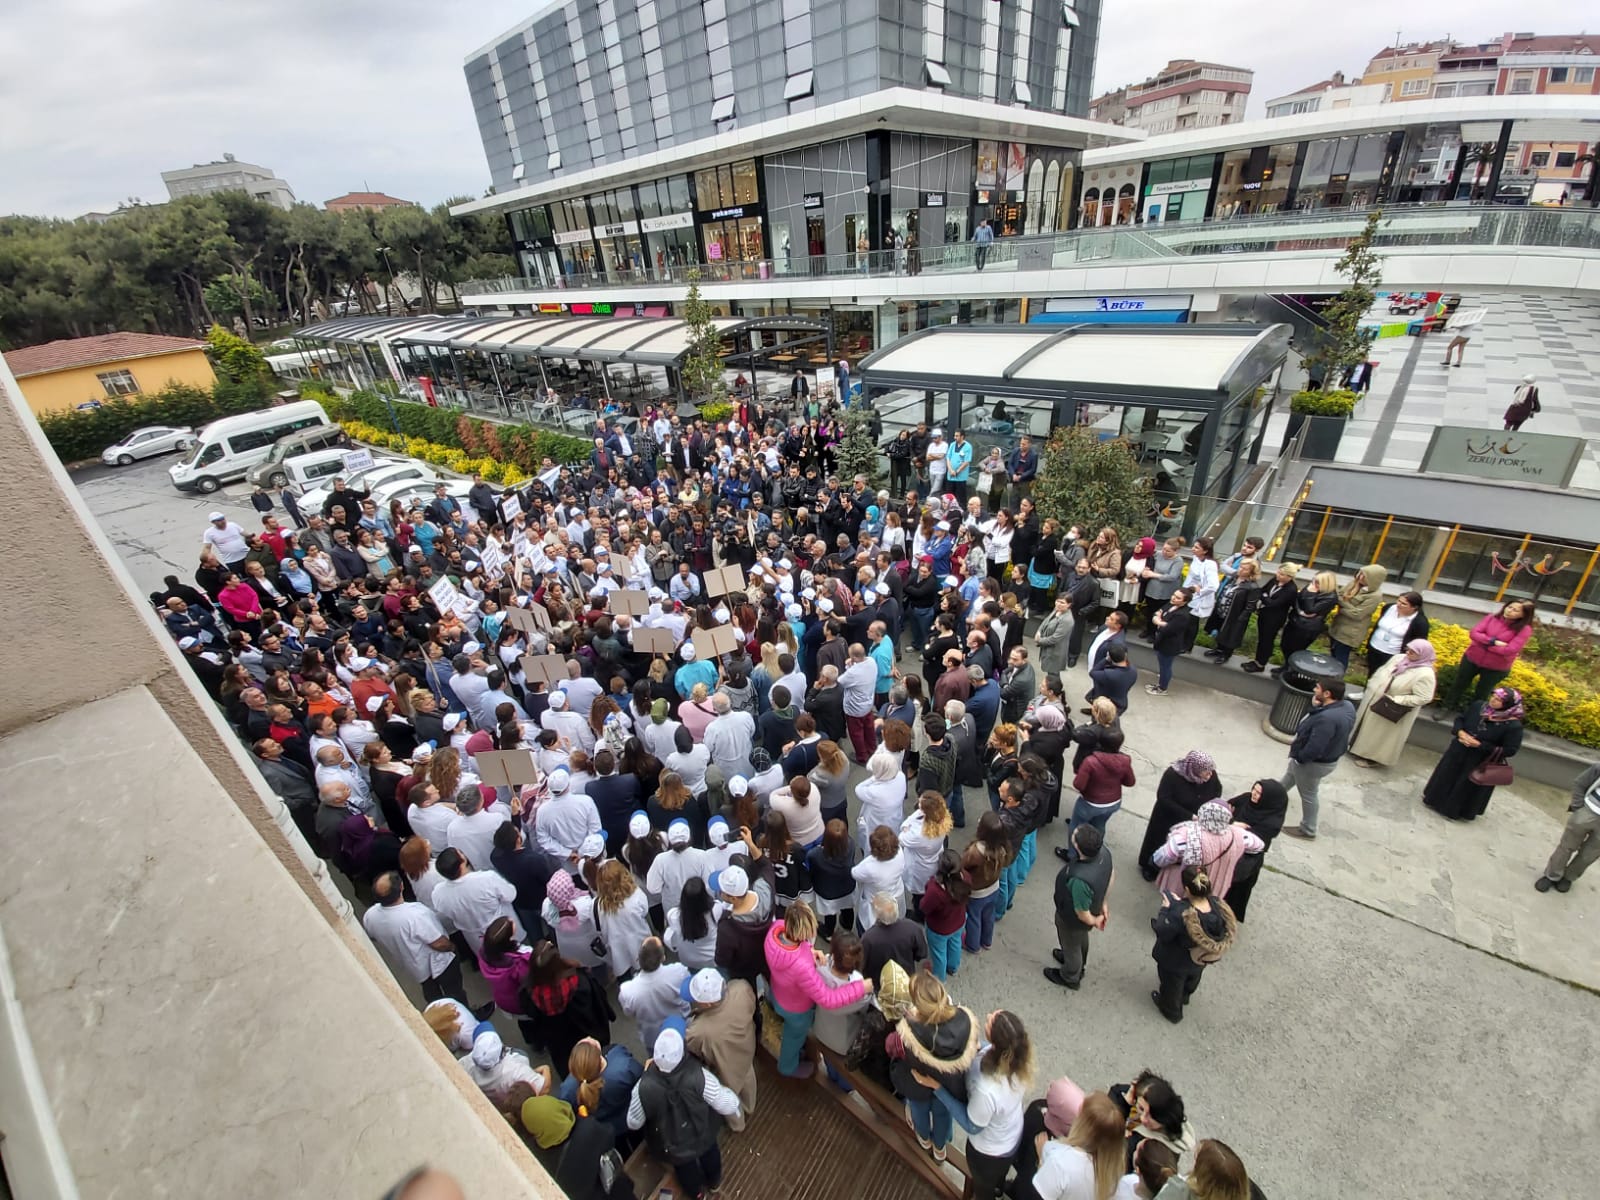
1262, 651, 1345, 743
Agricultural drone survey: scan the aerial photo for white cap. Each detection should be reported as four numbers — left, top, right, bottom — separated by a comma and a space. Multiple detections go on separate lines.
727, 775, 749, 797
785, 603, 802, 620
713, 865, 749, 898
548, 690, 568, 710
708, 817, 732, 847
547, 768, 571, 795
874, 582, 890, 597
649, 586, 666, 601
801, 587, 817, 599
935, 521, 950, 532
943, 575, 960, 588
442, 712, 463, 732
470, 1030, 503, 1070
365, 695, 385, 714
412, 742, 435, 761
463, 640, 482, 654
350, 656, 373, 671
579, 833, 606, 859
687, 968, 725, 1005
817, 598, 834, 614
681, 643, 698, 662
653, 1023, 685, 1072
778, 558, 793, 570
208, 511, 226, 521
930, 428, 943, 438
598, 562, 612, 572
667, 819, 692, 846
628, 811, 652, 839
178, 636, 199, 649
714, 606, 730, 624
464, 560, 480, 571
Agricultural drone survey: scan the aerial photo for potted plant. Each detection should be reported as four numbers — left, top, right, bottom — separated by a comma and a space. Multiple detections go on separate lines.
1288, 388, 1358, 461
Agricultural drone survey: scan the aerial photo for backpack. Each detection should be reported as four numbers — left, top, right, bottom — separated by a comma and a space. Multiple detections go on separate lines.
647, 1062, 716, 1162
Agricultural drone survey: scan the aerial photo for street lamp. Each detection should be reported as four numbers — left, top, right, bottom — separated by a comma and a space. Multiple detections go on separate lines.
377, 244, 397, 315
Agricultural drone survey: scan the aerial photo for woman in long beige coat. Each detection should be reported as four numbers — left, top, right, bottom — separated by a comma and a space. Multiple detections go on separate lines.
1349, 639, 1437, 767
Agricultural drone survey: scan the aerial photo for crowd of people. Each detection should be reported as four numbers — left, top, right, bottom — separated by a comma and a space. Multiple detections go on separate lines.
158, 400, 1589, 1200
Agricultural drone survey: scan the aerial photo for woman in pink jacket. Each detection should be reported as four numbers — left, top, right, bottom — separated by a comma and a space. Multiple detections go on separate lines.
763, 900, 873, 1077
1443, 600, 1535, 709
217, 572, 265, 639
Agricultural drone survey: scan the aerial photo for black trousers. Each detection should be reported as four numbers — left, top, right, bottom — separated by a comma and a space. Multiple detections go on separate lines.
672, 1144, 723, 1198
1251, 610, 1287, 665
966, 1144, 1015, 1200
1278, 623, 1319, 662
421, 959, 468, 1006
949, 478, 969, 505
1155, 964, 1204, 1021
1066, 610, 1096, 665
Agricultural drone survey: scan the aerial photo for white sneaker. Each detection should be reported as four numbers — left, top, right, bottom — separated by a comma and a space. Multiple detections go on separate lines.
1145, 684, 1168, 696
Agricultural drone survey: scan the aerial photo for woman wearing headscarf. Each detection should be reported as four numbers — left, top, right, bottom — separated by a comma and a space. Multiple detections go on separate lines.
1118, 537, 1155, 625
1137, 751, 1222, 882
335, 810, 401, 883
1149, 865, 1237, 1024
1222, 779, 1289, 922
1151, 800, 1262, 900
1422, 686, 1525, 822
1348, 639, 1438, 768
1326, 564, 1388, 669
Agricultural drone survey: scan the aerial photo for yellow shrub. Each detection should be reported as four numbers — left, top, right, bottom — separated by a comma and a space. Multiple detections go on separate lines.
1432, 620, 1598, 750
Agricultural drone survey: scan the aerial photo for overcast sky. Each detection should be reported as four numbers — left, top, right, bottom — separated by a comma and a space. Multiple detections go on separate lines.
0, 0, 1581, 219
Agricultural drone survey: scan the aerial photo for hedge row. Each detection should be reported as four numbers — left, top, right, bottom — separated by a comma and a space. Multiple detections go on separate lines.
37, 378, 274, 463
306, 386, 592, 480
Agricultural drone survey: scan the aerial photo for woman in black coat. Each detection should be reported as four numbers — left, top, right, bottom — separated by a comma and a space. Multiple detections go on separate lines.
1275, 570, 1338, 670
1137, 750, 1222, 880
1206, 562, 1264, 665
1151, 864, 1236, 1024
522, 944, 617, 1075
1223, 779, 1289, 921
1242, 565, 1299, 674
1422, 687, 1525, 822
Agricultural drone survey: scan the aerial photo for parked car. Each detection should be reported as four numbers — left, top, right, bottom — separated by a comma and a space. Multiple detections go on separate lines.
101, 425, 195, 466
299, 460, 435, 515
376, 477, 477, 516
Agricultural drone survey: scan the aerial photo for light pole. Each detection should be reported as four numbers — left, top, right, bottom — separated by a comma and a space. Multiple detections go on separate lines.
377, 244, 397, 315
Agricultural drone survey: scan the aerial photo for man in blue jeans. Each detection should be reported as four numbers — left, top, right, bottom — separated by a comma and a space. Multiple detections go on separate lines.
1281, 680, 1356, 840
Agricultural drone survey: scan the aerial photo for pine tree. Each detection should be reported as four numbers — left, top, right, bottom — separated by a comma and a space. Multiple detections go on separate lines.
835, 404, 881, 484
1031, 425, 1152, 549
1303, 210, 1384, 387
680, 273, 727, 406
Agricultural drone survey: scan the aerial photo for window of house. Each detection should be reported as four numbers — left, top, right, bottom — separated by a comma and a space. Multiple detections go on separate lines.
1400, 78, 1430, 96
1509, 74, 1533, 94
1575, 67, 1595, 84
1557, 151, 1577, 168
1530, 151, 1550, 168
1549, 67, 1569, 83
97, 369, 139, 397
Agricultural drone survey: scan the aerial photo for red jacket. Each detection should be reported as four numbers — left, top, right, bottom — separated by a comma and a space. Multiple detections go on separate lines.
920, 877, 968, 936
1072, 751, 1136, 805
1464, 614, 1532, 672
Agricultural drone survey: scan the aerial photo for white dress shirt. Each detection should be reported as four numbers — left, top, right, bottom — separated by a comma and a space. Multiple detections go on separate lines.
362, 901, 453, 983
430, 870, 521, 949
446, 807, 510, 873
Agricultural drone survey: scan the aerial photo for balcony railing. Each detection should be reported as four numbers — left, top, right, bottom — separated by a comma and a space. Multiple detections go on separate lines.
461, 202, 1600, 297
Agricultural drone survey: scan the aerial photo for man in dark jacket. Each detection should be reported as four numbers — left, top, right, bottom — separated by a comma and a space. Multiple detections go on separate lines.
490, 820, 554, 940
861, 895, 929, 985
321, 478, 371, 529
965, 667, 1001, 745
1086, 645, 1138, 715
467, 474, 499, 525
585, 750, 641, 853
804, 667, 847, 744
627, 1016, 741, 1195
1281, 680, 1355, 841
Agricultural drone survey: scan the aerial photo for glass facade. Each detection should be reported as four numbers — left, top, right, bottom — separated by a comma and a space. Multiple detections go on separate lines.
1140, 153, 1217, 223
764, 137, 869, 272
1213, 142, 1299, 217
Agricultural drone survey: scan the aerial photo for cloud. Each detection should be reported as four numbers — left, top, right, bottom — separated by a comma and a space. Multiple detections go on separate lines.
0, 0, 530, 217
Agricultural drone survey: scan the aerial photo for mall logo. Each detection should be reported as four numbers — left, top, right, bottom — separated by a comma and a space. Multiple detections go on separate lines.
1463, 434, 1539, 474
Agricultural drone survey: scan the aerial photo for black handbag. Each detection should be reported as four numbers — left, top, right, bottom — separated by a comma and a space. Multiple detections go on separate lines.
1371, 695, 1410, 722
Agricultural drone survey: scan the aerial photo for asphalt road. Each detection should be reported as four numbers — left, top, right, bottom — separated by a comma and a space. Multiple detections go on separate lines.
76, 457, 1600, 1200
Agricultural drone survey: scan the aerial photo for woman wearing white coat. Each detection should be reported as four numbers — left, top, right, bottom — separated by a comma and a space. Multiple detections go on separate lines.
900, 791, 953, 914
856, 748, 909, 855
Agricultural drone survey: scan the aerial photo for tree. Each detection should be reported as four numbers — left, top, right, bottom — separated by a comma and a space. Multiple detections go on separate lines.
679, 273, 726, 406
1032, 425, 1153, 550
1302, 209, 1382, 388
203, 272, 268, 319
835, 404, 881, 484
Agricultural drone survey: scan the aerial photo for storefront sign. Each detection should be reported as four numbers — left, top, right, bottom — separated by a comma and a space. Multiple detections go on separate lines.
640, 211, 696, 233
975, 189, 993, 204
568, 303, 615, 316
920, 192, 947, 207
708, 205, 751, 220
553, 228, 593, 245
1421, 426, 1585, 487
1146, 179, 1211, 197
1238, 182, 1262, 192
596, 220, 640, 238
538, 304, 563, 313
1045, 295, 1192, 313
802, 192, 824, 209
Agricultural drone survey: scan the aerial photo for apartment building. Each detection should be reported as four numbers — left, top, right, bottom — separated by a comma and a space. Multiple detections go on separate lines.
1090, 59, 1253, 134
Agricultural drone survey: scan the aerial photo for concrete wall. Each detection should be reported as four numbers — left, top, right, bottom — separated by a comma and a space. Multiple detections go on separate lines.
13, 349, 217, 415
0, 359, 558, 1197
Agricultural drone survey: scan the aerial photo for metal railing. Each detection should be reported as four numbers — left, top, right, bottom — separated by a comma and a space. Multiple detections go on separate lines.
461, 202, 1600, 297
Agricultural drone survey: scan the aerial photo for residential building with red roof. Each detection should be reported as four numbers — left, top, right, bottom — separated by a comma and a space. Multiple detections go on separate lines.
3, 333, 214, 416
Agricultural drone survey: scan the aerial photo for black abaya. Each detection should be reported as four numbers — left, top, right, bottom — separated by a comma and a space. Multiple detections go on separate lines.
1137, 768, 1223, 877
1422, 704, 1523, 821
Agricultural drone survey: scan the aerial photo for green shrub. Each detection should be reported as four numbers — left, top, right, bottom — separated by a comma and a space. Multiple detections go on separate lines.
1290, 388, 1358, 417
311, 392, 592, 473
37, 378, 272, 463
699, 401, 733, 422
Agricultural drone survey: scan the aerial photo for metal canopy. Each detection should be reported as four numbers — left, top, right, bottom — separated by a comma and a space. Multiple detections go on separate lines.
859, 323, 1292, 405
294, 314, 831, 371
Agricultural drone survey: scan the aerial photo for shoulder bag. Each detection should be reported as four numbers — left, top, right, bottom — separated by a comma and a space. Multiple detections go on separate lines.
1371, 695, 1410, 722
1469, 748, 1514, 788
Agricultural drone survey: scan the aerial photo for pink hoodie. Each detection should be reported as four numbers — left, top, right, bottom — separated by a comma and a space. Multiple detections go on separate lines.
1465, 614, 1532, 672
763, 925, 868, 1015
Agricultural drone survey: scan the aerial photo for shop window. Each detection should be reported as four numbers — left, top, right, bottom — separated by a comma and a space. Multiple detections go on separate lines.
1040, 161, 1061, 234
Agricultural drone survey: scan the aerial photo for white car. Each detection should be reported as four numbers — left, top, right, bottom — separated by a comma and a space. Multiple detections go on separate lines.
377, 477, 478, 517
101, 425, 194, 466
299, 460, 435, 515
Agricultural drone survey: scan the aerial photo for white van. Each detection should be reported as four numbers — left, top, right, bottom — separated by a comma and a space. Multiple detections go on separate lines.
168, 400, 333, 493
283, 447, 360, 493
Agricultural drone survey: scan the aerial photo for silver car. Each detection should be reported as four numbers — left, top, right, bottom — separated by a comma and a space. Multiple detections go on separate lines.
101, 425, 195, 466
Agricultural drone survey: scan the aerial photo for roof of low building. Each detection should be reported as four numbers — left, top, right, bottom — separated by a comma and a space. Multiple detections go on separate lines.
4, 332, 207, 379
